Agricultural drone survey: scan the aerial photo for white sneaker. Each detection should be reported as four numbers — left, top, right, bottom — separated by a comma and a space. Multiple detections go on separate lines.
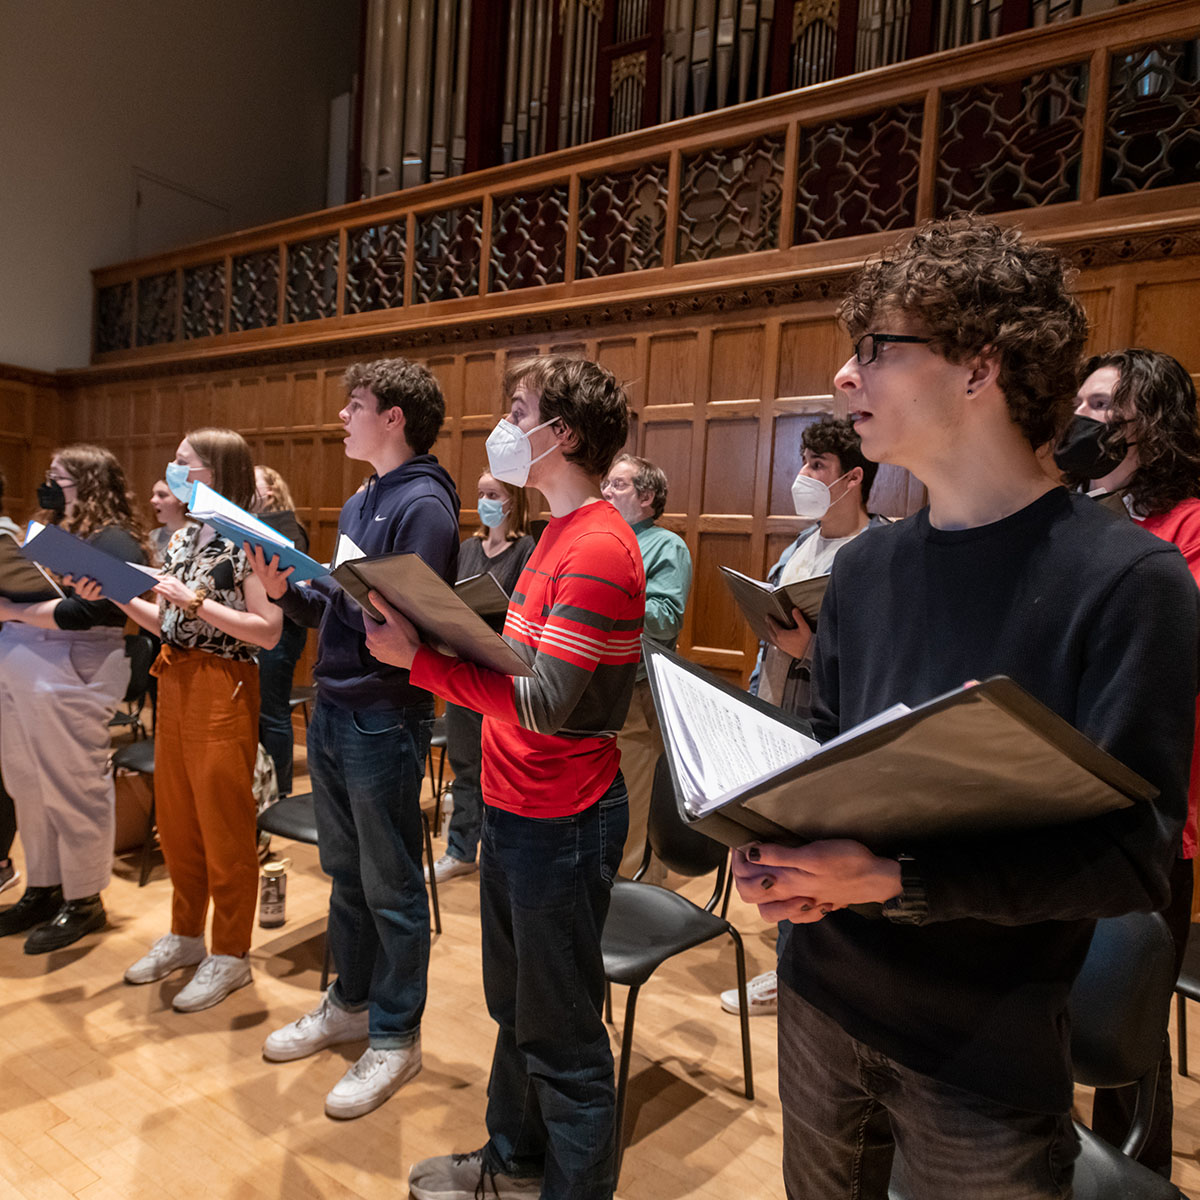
426, 854, 478, 884
263, 992, 369, 1062
408, 1149, 542, 1199
0, 861, 19, 896
720, 969, 778, 1016
172, 953, 252, 1012
124, 932, 206, 984
324, 1041, 422, 1119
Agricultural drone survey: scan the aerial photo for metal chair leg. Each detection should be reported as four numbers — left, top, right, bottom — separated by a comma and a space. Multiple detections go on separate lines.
613, 983, 641, 1184
1179, 993, 1189, 1077
422, 810, 441, 935
728, 926, 755, 1100
320, 929, 333, 992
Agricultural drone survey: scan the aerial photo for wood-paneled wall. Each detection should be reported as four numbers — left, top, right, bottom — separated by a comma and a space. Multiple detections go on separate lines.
0, 367, 66, 525
45, 244, 1200, 684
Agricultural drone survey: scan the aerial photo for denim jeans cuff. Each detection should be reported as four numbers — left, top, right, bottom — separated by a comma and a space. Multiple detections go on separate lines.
483, 1144, 544, 1181
325, 987, 367, 1016
369, 1029, 420, 1050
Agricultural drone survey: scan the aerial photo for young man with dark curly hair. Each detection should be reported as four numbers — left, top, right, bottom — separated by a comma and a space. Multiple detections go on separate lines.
733, 219, 1200, 1198
1066, 349, 1200, 1179
250, 358, 460, 1119
365, 355, 645, 1200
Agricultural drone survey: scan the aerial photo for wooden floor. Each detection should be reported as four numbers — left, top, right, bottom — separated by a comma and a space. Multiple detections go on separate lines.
2, 755, 1200, 1198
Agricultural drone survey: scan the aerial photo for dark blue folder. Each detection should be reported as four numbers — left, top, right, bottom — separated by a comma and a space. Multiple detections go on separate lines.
20, 524, 155, 604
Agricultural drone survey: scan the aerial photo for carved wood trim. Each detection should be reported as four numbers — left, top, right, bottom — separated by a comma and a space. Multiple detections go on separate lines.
61, 214, 1200, 386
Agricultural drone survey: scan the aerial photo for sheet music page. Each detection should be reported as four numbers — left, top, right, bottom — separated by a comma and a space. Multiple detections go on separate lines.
332, 534, 365, 569
189, 483, 292, 547
817, 702, 912, 754
653, 656, 818, 816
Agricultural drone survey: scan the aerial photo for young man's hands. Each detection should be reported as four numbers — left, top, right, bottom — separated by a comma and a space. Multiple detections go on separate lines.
362, 590, 421, 669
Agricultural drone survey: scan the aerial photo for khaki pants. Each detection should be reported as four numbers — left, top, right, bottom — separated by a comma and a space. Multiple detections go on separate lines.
0, 624, 128, 898
616, 676, 667, 884
153, 645, 260, 957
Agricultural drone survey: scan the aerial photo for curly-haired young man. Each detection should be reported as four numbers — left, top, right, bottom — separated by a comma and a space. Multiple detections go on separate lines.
733, 219, 1200, 1198
366, 355, 645, 1200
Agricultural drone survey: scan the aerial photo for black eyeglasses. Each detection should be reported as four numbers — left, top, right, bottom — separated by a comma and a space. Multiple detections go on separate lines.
854, 333, 932, 366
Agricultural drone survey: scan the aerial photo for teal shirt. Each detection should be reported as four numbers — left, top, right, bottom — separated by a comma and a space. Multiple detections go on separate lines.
633, 518, 692, 655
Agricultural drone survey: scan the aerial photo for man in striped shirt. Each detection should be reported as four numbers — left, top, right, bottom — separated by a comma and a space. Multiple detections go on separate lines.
365, 355, 645, 1200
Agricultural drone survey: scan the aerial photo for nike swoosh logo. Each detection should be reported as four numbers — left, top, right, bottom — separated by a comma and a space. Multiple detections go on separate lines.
374, 514, 386, 521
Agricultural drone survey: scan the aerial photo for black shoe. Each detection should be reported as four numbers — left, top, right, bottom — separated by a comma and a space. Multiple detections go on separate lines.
24, 895, 106, 954
0, 886, 63, 937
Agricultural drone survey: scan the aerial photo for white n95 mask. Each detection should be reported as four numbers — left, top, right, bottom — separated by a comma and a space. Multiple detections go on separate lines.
486, 418, 559, 487
790, 470, 850, 520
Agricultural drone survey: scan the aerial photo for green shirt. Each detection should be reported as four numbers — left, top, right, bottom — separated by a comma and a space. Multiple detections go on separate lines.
633, 518, 692, 668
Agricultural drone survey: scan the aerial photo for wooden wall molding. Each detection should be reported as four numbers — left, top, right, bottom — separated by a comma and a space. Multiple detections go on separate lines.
57, 212, 1200, 388
0, 363, 59, 389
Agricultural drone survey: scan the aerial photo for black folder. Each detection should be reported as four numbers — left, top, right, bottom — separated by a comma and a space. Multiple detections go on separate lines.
643, 640, 1155, 850
719, 566, 829, 642
332, 552, 533, 677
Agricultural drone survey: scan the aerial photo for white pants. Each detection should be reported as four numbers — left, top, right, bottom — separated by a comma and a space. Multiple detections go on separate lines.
0, 624, 129, 898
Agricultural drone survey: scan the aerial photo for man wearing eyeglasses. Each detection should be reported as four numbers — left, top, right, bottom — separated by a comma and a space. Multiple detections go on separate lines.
733, 218, 1199, 1198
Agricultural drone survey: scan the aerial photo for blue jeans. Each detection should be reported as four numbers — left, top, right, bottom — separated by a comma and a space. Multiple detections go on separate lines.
480, 776, 628, 1200
307, 698, 433, 1047
443, 701, 483, 863
257, 619, 307, 795
778, 983, 1077, 1199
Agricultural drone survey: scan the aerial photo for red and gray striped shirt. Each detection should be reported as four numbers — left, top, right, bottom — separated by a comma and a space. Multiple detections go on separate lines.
409, 500, 645, 817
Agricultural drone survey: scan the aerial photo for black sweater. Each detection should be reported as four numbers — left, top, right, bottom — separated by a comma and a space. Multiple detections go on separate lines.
779, 488, 1199, 1113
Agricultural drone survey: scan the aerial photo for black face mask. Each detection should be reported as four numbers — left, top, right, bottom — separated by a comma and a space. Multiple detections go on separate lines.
37, 480, 66, 513
1053, 414, 1129, 480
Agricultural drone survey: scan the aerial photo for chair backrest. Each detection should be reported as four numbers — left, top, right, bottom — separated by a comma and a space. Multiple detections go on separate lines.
123, 634, 157, 706
1069, 910, 1175, 1090
646, 753, 729, 881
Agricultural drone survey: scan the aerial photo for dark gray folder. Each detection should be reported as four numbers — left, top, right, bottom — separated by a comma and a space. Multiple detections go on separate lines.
643, 640, 1154, 850
333, 552, 533, 677
0, 531, 62, 602
719, 566, 830, 642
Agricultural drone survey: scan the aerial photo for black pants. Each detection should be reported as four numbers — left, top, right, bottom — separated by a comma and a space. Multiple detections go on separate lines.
1090, 854, 1195, 1178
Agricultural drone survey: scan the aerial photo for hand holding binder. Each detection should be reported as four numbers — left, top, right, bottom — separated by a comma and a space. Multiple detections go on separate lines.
643, 640, 1155, 851
336, 552, 533, 677
188, 482, 329, 583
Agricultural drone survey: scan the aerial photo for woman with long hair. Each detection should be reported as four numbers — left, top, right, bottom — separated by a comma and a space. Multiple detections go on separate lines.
76, 428, 282, 1012
0, 444, 149, 952
252, 464, 309, 796
1058, 348, 1200, 1179
431, 471, 535, 882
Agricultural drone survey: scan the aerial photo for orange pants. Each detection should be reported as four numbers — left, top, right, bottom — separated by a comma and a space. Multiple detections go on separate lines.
152, 645, 260, 957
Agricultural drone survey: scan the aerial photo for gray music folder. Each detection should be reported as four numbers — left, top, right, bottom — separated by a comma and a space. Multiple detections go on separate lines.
643, 640, 1154, 850
332, 552, 533, 678
719, 566, 830, 641
0, 530, 62, 602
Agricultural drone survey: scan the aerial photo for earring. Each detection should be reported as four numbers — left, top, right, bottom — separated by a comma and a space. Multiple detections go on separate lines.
966, 388, 973, 395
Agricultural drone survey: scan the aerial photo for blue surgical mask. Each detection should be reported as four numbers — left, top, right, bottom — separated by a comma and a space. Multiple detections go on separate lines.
166, 462, 196, 504
477, 497, 508, 528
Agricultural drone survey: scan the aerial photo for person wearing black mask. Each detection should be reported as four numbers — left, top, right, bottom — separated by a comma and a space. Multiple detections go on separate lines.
0, 447, 150, 952
1060, 349, 1200, 1180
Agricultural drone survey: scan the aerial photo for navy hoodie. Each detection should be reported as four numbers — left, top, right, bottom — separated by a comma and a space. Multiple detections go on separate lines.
277, 455, 460, 711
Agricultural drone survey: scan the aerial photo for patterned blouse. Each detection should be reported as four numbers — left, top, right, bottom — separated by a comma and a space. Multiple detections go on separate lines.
159, 524, 257, 662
